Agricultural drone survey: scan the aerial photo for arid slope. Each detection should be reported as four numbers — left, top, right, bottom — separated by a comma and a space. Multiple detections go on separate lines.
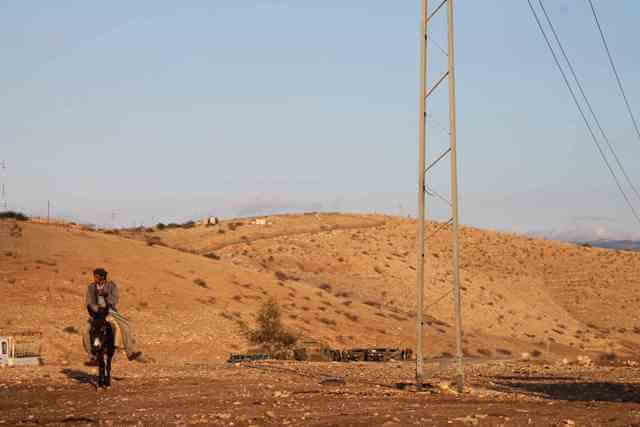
1, 213, 639, 365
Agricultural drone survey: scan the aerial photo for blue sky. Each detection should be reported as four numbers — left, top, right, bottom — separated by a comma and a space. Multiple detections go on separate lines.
2, 1, 639, 238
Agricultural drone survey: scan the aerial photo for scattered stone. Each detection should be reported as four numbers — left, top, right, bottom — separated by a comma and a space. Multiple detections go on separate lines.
273, 391, 290, 398
451, 415, 479, 425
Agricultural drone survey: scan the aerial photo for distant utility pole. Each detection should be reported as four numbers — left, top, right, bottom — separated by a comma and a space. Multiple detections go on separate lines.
1, 160, 7, 211
47, 200, 51, 223
416, 0, 464, 392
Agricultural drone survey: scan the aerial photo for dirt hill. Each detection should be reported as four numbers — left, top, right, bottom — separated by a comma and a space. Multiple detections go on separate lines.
1, 213, 639, 365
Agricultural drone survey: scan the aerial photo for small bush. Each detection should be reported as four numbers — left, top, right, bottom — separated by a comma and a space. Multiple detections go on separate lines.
275, 271, 289, 281
477, 348, 492, 357
204, 252, 220, 260
317, 317, 337, 326
364, 300, 381, 309
194, 278, 208, 288
145, 236, 163, 246
319, 283, 332, 291
63, 326, 79, 334
597, 352, 617, 365
228, 221, 243, 231
181, 221, 196, 229
156, 222, 166, 230
246, 299, 298, 351
343, 312, 359, 322
0, 211, 29, 221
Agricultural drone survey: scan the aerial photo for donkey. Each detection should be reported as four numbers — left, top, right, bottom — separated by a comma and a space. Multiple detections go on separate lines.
90, 308, 116, 389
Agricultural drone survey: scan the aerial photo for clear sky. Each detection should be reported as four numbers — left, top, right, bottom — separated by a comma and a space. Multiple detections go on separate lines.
2, 1, 639, 238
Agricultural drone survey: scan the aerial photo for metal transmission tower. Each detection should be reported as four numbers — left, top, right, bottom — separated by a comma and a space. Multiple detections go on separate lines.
0, 161, 7, 211
416, 0, 463, 392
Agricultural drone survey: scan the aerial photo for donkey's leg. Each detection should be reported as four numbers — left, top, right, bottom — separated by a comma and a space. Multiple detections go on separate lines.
98, 352, 105, 388
105, 351, 113, 387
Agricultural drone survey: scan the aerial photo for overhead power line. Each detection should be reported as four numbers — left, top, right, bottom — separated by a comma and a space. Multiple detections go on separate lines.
537, 0, 640, 204
587, 0, 640, 144
526, 0, 640, 226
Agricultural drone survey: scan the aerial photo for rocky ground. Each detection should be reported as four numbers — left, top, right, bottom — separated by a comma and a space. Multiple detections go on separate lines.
2, 358, 640, 426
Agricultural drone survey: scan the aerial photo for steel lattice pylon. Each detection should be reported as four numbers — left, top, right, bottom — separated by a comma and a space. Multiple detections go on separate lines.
415, 0, 464, 393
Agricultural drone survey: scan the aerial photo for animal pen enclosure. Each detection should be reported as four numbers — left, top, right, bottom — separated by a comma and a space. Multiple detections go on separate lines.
0, 331, 42, 366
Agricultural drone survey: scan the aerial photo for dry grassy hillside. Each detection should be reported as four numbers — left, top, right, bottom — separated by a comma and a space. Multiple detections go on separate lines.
1, 213, 639, 366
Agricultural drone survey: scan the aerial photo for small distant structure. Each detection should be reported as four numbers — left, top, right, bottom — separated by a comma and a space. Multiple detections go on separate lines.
201, 216, 219, 227
0, 332, 42, 367
227, 353, 271, 363
252, 218, 269, 226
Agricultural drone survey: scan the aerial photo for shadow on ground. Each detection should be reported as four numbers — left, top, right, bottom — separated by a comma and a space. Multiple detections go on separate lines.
492, 376, 640, 403
60, 368, 95, 385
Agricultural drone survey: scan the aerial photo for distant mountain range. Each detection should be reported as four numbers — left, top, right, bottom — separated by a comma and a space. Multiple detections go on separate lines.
579, 240, 640, 251
527, 222, 640, 252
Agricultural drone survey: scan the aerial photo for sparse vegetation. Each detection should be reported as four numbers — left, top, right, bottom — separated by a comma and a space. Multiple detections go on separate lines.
343, 312, 359, 322
319, 283, 332, 291
275, 271, 289, 281
145, 235, 163, 246
63, 326, 79, 334
364, 300, 381, 309
245, 299, 298, 352
0, 211, 29, 221
228, 221, 244, 231
597, 352, 617, 366
194, 278, 208, 288
317, 317, 337, 326
204, 252, 220, 260
477, 348, 492, 357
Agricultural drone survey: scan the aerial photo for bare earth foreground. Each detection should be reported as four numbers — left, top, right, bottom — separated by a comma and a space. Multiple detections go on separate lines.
2, 214, 640, 425
3, 360, 640, 426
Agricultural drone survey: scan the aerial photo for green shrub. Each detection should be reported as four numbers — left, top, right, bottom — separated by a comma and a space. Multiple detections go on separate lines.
246, 299, 298, 350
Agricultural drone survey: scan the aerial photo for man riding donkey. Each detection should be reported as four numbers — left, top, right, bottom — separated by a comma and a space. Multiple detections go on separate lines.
83, 268, 145, 365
